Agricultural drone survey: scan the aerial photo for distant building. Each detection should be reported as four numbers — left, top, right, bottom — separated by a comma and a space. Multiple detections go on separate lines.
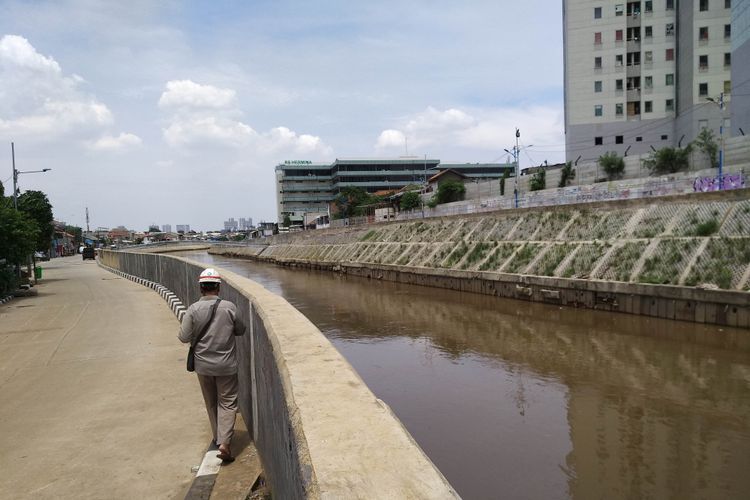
732, 0, 750, 135
563, 0, 734, 162
223, 218, 238, 232
275, 158, 513, 224
176, 224, 190, 233
238, 217, 253, 230
161, 224, 172, 233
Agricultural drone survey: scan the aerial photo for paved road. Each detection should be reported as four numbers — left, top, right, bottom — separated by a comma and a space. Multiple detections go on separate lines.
0, 257, 211, 499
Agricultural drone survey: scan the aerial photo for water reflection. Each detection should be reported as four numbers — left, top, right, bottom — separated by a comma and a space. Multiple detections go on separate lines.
178, 251, 750, 500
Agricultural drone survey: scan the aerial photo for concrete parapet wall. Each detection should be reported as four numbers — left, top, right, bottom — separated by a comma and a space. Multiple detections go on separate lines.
98, 250, 458, 499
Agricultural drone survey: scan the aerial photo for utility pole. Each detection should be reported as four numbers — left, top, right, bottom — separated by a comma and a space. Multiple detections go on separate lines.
86, 207, 90, 233
515, 128, 520, 208
12, 142, 18, 209
719, 92, 725, 190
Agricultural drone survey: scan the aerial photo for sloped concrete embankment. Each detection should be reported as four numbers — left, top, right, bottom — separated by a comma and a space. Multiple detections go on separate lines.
212, 191, 750, 328
98, 250, 458, 500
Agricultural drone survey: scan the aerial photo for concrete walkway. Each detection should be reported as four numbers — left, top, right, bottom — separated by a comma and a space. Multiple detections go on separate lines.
0, 256, 249, 499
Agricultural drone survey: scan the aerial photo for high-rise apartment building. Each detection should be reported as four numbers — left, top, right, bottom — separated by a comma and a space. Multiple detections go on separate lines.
161, 224, 172, 233
731, 0, 749, 135
223, 218, 239, 232
563, 0, 734, 163
238, 217, 253, 230
176, 224, 190, 233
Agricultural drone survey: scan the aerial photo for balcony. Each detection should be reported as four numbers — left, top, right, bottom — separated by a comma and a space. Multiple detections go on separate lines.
627, 13, 641, 28
626, 64, 641, 77
627, 39, 641, 52
627, 88, 641, 100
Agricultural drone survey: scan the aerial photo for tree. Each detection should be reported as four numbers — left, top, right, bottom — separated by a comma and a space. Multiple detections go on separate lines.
400, 191, 422, 211
529, 170, 546, 191
643, 146, 692, 174
148, 225, 160, 232
693, 128, 718, 168
65, 225, 83, 245
282, 214, 292, 227
435, 180, 466, 204
0, 205, 39, 268
558, 162, 576, 187
334, 187, 372, 218
598, 152, 625, 181
17, 190, 53, 253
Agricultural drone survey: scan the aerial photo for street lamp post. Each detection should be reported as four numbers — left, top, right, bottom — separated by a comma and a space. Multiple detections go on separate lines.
706, 94, 726, 190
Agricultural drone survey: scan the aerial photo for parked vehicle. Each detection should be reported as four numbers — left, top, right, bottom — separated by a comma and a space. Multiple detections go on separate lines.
34, 251, 50, 261
82, 247, 95, 260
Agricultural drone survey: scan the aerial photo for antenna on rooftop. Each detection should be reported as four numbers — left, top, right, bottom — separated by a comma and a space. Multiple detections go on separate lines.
404, 136, 409, 156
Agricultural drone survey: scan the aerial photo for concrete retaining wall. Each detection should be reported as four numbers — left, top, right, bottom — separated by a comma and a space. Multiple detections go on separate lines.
98, 250, 458, 500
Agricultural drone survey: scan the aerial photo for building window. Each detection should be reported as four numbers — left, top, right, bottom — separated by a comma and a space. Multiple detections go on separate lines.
615, 135, 624, 144
594, 6, 602, 18
726, 0, 731, 8
645, 75, 653, 88
699, 83, 709, 96
636, 136, 643, 142
700, 0, 709, 11
615, 54, 624, 66
699, 55, 708, 70
645, 101, 653, 113
666, 48, 674, 61
616, 79, 624, 91
595, 136, 603, 145
699, 119, 709, 129
595, 80, 603, 92
644, 50, 653, 63
595, 105, 603, 116
666, 73, 674, 85
615, 30, 624, 42
725, 24, 731, 39
661, 135, 669, 140
616, 103, 624, 115
645, 1, 653, 13
666, 99, 674, 111
666, 23, 675, 36
724, 80, 732, 94
595, 56, 602, 69
666, 0, 674, 9
595, 32, 602, 44
699, 27, 709, 40
615, 4, 624, 16
725, 52, 731, 67
645, 26, 653, 38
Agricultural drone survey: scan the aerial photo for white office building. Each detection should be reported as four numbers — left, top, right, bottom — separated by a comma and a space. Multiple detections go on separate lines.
564, 0, 734, 163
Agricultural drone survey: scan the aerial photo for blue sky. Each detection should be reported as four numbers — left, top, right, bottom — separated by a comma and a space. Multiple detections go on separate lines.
0, 0, 564, 230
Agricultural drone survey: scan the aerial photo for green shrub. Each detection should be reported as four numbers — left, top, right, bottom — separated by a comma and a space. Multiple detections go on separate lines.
695, 219, 719, 236
598, 152, 625, 180
643, 145, 691, 174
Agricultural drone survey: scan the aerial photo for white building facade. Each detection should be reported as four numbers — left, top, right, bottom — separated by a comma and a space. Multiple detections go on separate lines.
564, 0, 734, 163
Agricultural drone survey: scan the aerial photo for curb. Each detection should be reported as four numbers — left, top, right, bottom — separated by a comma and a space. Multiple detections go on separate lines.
0, 294, 14, 305
97, 262, 186, 322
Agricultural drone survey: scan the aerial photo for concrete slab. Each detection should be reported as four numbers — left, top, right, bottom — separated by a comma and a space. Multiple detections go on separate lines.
0, 257, 212, 499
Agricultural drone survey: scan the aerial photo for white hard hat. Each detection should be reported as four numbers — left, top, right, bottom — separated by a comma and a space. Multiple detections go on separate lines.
199, 268, 222, 283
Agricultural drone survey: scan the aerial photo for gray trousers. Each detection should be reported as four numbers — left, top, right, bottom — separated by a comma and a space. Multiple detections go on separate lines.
197, 374, 238, 446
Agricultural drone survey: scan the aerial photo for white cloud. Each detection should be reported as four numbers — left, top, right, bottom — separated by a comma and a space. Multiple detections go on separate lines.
0, 34, 114, 139
158, 80, 236, 109
376, 129, 406, 150
158, 80, 331, 155
163, 116, 255, 148
375, 105, 564, 160
261, 127, 332, 155
87, 132, 142, 152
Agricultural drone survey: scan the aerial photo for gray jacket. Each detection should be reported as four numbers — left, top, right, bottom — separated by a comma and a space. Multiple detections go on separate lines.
178, 296, 245, 376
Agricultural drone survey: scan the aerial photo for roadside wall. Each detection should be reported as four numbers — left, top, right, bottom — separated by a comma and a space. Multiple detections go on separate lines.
98, 250, 458, 500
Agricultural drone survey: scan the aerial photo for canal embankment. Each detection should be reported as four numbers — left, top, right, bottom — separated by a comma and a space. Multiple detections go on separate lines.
98, 250, 459, 499
210, 190, 750, 328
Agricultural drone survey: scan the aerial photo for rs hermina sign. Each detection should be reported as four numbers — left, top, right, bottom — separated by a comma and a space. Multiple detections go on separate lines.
284, 160, 313, 165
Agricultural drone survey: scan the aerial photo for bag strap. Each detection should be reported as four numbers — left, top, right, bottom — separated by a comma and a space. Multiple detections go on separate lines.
191, 299, 221, 349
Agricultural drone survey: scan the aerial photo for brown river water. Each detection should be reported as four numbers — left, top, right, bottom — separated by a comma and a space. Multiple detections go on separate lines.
178, 251, 750, 500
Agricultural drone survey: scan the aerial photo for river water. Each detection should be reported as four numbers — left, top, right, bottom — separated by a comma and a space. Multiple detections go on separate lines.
178, 251, 750, 499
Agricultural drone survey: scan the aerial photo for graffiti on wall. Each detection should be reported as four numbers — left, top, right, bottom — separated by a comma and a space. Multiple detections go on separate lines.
693, 174, 745, 192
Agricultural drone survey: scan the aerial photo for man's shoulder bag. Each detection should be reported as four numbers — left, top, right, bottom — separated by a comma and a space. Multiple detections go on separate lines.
187, 299, 221, 372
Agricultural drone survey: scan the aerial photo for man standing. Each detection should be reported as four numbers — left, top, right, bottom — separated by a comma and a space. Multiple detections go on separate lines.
179, 268, 245, 462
